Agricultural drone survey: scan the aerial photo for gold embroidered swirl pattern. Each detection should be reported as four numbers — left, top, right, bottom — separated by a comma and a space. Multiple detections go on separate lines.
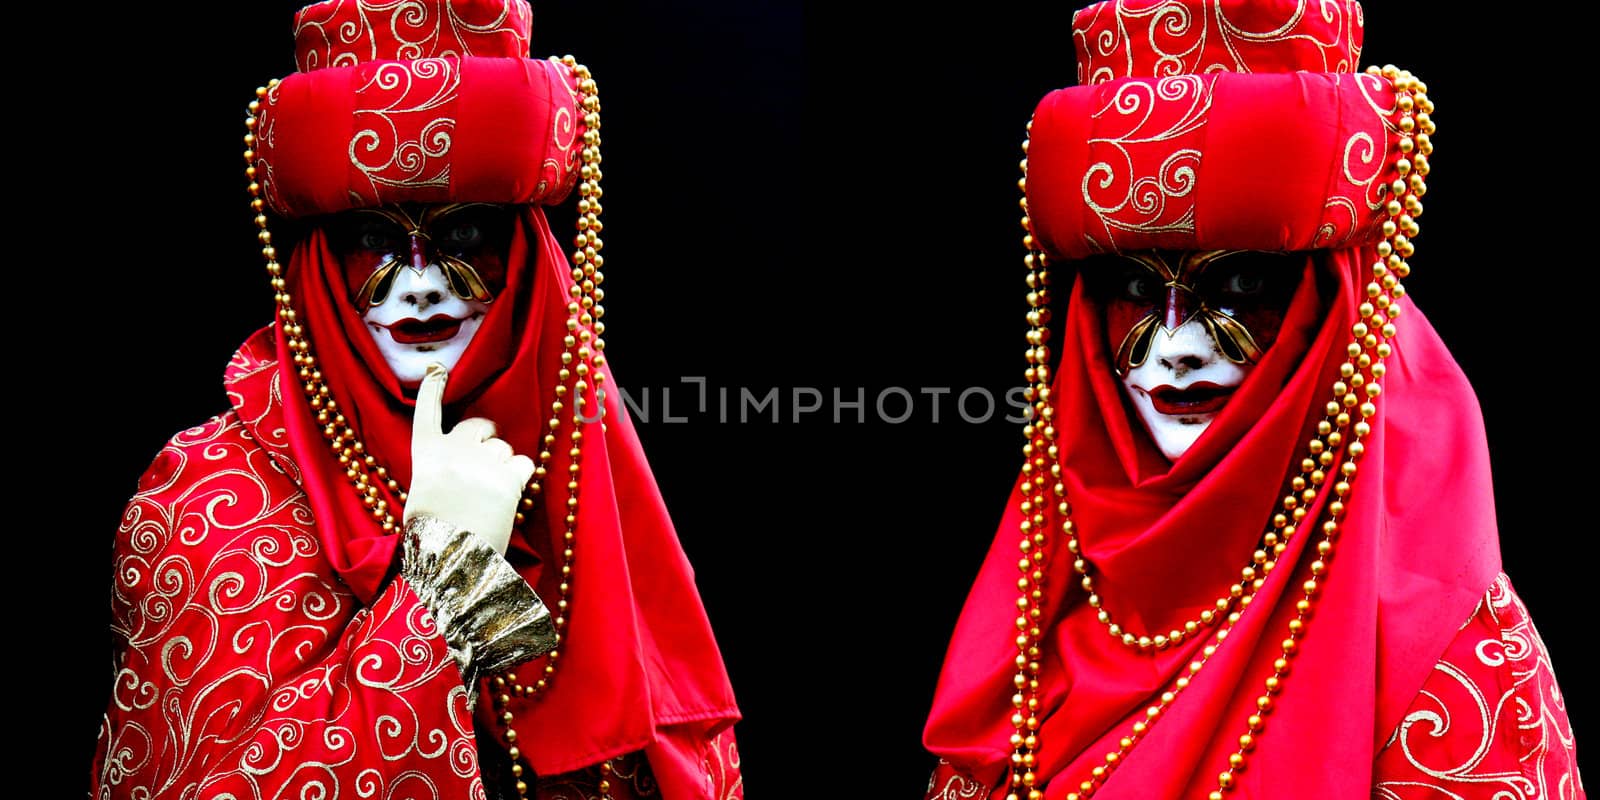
94, 333, 493, 799
294, 0, 532, 71
1073, 0, 1363, 83
1373, 574, 1585, 800
349, 59, 460, 201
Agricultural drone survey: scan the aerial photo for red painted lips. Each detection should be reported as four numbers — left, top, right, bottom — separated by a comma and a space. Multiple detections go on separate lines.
381, 313, 465, 344
1145, 381, 1236, 415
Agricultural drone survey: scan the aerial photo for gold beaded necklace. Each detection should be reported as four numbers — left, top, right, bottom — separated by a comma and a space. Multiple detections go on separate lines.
244, 54, 617, 800
1004, 65, 1433, 800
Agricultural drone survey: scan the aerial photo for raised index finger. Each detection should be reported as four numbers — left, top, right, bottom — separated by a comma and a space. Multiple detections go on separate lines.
413, 362, 448, 439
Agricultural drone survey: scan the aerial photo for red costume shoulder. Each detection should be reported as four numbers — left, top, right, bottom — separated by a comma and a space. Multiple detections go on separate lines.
92, 335, 486, 799
1374, 573, 1585, 799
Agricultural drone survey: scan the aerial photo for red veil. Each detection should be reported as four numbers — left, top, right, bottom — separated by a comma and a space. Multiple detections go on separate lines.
273, 208, 738, 789
924, 2, 1499, 797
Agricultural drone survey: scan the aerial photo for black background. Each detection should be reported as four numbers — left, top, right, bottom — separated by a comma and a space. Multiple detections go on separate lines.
39, 1, 1591, 793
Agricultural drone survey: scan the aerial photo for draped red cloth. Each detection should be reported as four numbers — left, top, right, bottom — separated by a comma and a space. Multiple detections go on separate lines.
280, 206, 740, 790
924, 249, 1501, 797
93, 213, 740, 800
924, 1, 1509, 797
927, 576, 1585, 798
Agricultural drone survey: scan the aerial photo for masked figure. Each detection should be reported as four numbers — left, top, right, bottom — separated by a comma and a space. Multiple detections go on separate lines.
91, 2, 741, 798
923, 2, 1583, 799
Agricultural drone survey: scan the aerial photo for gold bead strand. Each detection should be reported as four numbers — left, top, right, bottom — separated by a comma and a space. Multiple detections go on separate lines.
1060, 228, 1417, 799
1061, 592, 1252, 800
1077, 383, 1359, 652
1009, 118, 1054, 800
1205, 66, 1427, 800
1075, 394, 1348, 653
597, 760, 616, 800
1062, 66, 1436, 657
245, 84, 408, 533
492, 673, 531, 798
1012, 67, 1431, 799
495, 56, 611, 800
245, 70, 610, 800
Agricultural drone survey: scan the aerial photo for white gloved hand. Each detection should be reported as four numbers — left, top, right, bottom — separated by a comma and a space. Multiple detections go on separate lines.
402, 363, 536, 555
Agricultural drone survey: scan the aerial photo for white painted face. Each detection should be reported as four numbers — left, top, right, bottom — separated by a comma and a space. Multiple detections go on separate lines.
1120, 320, 1253, 461
362, 264, 490, 386
1087, 250, 1306, 462
332, 204, 512, 387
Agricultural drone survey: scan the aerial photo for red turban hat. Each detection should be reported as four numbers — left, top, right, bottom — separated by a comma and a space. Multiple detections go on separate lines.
255, 0, 583, 217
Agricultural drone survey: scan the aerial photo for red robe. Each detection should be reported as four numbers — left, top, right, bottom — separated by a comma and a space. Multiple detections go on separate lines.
926, 572, 1583, 799
90, 329, 744, 799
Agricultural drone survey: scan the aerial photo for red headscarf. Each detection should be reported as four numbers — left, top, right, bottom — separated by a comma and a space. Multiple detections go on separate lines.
248, 0, 739, 792
925, 1, 1499, 796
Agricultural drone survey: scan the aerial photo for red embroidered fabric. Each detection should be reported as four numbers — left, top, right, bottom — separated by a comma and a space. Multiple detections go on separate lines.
925, 574, 1586, 800
1024, 71, 1401, 257
1373, 575, 1584, 800
293, 0, 533, 70
93, 336, 491, 798
92, 325, 744, 798
1072, 0, 1363, 83
255, 0, 583, 218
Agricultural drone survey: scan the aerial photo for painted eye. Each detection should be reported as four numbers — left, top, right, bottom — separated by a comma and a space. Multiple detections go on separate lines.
1224, 271, 1265, 295
444, 222, 483, 249
359, 230, 398, 251
1125, 275, 1159, 301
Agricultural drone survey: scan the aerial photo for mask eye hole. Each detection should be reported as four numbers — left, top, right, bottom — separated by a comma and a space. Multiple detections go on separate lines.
430, 205, 513, 258
357, 226, 401, 253
335, 212, 406, 255
1123, 274, 1160, 302
1220, 268, 1265, 298
441, 221, 482, 251
329, 211, 410, 306
1078, 254, 1165, 304
1194, 251, 1302, 307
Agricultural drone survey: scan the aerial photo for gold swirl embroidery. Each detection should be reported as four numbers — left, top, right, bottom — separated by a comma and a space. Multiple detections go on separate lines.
1314, 74, 1394, 247
294, 0, 530, 72
543, 60, 583, 188
1341, 130, 1379, 188
1075, 0, 1363, 80
1374, 574, 1585, 800
95, 337, 490, 799
707, 727, 743, 799
349, 59, 460, 198
924, 760, 990, 800
1081, 76, 1212, 247
255, 81, 290, 217
1148, 3, 1201, 78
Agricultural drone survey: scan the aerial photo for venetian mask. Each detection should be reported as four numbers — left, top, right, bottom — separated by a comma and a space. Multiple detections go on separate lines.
327, 203, 515, 386
1081, 250, 1306, 461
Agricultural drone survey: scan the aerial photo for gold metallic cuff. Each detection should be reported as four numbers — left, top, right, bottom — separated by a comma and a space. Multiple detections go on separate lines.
401, 514, 557, 686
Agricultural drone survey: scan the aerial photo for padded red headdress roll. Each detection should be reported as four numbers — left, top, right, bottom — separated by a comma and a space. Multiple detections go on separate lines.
254, 0, 582, 217
1026, 0, 1407, 259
